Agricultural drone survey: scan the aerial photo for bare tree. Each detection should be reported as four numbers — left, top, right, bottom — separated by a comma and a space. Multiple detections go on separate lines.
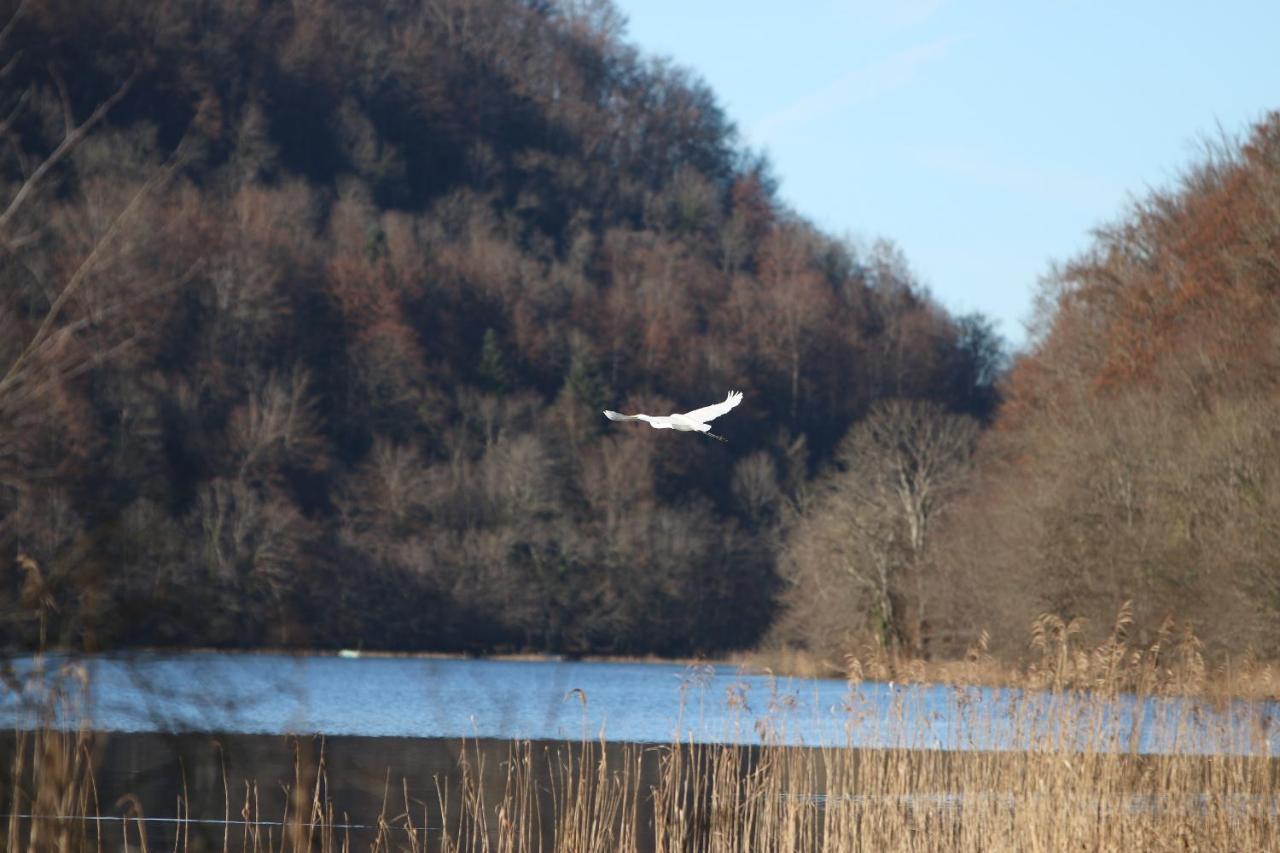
731, 450, 781, 526
195, 477, 309, 643
228, 365, 324, 486
779, 400, 977, 654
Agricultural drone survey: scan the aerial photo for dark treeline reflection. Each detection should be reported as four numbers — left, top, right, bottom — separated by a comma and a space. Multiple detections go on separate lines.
0, 0, 999, 657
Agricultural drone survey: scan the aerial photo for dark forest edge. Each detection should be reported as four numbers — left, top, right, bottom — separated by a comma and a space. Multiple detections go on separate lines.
1, 0, 1277, 667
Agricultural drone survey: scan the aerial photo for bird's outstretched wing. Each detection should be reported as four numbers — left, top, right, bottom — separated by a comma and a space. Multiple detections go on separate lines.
680, 390, 743, 424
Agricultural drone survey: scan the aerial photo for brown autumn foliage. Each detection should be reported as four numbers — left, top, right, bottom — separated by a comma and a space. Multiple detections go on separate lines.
928, 115, 1280, 662
0, 0, 999, 656
763, 118, 1280, 669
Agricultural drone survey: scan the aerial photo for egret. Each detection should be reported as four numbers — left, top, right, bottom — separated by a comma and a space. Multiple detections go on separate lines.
603, 391, 743, 442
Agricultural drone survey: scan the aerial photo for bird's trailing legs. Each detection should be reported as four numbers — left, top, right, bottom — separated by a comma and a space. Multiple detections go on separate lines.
705, 431, 727, 443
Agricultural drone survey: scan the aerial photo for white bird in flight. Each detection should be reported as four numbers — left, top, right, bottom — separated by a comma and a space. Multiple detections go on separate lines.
603, 391, 744, 443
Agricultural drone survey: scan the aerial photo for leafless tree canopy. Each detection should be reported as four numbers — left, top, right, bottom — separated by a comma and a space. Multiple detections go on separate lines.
773, 400, 977, 657
930, 116, 1280, 661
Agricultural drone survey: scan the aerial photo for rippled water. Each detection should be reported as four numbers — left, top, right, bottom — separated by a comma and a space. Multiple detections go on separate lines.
3, 652, 1277, 755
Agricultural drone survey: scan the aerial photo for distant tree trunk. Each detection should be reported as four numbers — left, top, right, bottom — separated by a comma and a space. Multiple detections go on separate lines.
790, 348, 800, 424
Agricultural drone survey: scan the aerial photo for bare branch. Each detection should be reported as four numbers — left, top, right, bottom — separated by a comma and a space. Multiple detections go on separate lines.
0, 49, 22, 79
48, 63, 74, 138
0, 87, 30, 137
1, 130, 30, 177
2, 229, 37, 250
55, 336, 137, 384
0, 0, 29, 54
12, 260, 200, 382
0, 65, 140, 234
0, 128, 189, 396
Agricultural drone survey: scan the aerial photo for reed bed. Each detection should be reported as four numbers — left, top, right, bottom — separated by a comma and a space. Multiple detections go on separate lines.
5, 726, 1277, 852
3, 604, 1278, 851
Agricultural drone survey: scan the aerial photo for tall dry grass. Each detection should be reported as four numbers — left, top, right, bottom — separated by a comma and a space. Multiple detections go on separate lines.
743, 601, 1280, 702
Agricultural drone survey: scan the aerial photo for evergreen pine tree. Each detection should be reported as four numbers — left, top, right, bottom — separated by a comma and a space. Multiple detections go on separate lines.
477, 328, 511, 392
564, 348, 609, 414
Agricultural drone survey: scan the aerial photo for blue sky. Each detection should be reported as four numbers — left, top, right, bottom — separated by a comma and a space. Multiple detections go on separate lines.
610, 0, 1280, 348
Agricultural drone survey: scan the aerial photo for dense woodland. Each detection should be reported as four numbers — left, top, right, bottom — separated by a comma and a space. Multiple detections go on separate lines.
778, 120, 1280, 662
0, 0, 1274, 663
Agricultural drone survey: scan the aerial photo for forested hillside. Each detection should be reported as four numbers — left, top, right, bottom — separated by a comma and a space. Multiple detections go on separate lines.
933, 119, 1280, 659
0, 0, 999, 655
773, 117, 1280, 663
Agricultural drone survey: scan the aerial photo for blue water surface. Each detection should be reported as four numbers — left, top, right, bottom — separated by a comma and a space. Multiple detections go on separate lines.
2, 652, 1277, 755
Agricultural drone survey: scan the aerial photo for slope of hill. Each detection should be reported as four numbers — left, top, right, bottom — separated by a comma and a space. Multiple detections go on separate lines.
0, 0, 998, 654
933, 115, 1280, 658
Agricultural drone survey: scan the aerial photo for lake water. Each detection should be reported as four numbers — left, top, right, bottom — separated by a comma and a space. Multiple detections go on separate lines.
4, 651, 1278, 756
